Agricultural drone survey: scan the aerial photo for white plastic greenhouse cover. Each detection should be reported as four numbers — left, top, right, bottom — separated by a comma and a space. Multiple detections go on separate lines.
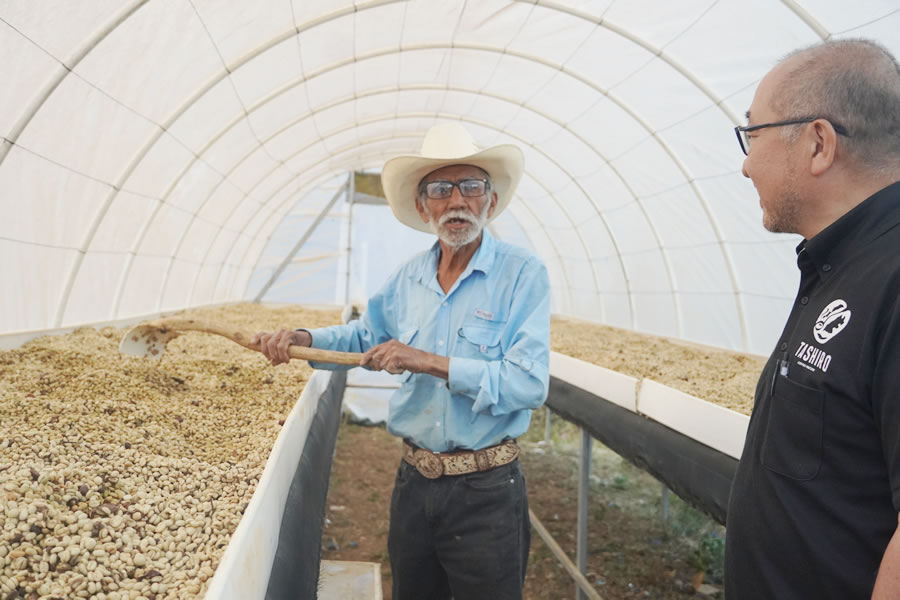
3, 1, 899, 355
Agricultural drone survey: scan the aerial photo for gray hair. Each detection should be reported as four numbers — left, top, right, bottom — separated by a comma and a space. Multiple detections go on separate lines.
772, 38, 900, 172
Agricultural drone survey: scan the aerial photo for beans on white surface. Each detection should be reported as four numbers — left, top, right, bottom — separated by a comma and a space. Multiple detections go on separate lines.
0, 304, 342, 600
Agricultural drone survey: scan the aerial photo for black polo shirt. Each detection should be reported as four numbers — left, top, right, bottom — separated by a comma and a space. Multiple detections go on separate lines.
725, 181, 900, 599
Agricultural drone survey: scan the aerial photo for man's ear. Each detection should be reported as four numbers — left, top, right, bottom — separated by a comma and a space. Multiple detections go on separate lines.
809, 119, 838, 176
415, 196, 430, 223
486, 191, 498, 219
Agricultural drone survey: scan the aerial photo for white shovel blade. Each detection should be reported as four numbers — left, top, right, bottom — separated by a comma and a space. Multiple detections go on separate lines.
118, 324, 180, 359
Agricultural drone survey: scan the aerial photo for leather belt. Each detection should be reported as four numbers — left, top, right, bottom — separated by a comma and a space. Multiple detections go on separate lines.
402, 439, 520, 479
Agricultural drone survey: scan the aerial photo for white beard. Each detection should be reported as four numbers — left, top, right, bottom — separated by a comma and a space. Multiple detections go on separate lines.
426, 199, 491, 248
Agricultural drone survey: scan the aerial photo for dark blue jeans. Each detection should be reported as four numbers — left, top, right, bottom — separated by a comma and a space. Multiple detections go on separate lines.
388, 458, 531, 600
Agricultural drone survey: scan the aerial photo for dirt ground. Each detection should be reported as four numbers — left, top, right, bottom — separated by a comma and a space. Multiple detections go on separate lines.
322, 412, 726, 600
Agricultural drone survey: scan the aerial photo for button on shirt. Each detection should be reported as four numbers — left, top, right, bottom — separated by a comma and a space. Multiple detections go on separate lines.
306, 231, 551, 452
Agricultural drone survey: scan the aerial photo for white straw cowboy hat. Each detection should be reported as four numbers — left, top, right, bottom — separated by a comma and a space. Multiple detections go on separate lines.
381, 123, 524, 233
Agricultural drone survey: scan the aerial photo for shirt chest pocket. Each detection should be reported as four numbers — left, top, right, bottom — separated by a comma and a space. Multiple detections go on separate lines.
457, 319, 506, 360
762, 374, 825, 481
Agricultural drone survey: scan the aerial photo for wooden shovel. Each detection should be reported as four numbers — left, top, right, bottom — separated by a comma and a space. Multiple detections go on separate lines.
118, 318, 362, 366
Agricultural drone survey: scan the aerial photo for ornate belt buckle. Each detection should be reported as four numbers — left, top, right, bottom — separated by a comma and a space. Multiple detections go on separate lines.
413, 449, 444, 479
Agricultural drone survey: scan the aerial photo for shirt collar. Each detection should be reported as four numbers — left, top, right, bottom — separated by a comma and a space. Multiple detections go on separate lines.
417, 229, 497, 287
800, 180, 900, 278
469, 228, 497, 275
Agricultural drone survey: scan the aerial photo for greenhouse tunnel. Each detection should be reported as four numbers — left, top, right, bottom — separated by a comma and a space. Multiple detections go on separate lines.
3, 0, 900, 598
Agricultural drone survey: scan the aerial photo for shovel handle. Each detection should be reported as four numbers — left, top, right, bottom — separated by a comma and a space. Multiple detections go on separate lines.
286, 344, 362, 366
153, 318, 363, 366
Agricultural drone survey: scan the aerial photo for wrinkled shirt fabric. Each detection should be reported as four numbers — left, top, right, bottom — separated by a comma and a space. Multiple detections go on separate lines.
307, 230, 550, 452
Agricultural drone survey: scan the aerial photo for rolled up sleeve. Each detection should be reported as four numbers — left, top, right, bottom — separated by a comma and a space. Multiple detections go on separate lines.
306, 286, 395, 370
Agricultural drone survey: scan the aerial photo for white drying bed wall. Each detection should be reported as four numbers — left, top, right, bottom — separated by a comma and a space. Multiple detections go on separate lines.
550, 352, 749, 460
203, 369, 331, 599
548, 351, 748, 524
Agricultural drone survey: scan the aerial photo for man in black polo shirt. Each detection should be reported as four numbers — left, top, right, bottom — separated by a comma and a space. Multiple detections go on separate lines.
726, 39, 900, 599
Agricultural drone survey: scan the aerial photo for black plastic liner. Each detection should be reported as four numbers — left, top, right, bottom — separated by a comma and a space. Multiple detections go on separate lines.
265, 370, 347, 600
546, 376, 738, 525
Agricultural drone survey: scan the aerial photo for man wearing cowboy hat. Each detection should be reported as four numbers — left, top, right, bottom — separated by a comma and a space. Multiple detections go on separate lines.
253, 122, 551, 599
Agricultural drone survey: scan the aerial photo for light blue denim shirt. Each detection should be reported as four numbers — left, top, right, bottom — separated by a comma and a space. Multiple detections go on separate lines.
307, 230, 551, 452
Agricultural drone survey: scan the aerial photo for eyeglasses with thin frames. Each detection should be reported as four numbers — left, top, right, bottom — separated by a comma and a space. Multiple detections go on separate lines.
422, 178, 489, 200
734, 117, 850, 155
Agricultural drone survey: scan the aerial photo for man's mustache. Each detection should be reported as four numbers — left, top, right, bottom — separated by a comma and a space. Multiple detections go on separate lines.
438, 210, 478, 227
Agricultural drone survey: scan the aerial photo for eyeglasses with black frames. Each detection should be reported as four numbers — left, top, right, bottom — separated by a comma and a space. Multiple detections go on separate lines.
734, 117, 850, 156
423, 178, 489, 200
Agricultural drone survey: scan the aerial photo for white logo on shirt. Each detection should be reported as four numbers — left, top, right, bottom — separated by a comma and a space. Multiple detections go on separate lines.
474, 308, 494, 320
795, 341, 832, 373
813, 299, 851, 344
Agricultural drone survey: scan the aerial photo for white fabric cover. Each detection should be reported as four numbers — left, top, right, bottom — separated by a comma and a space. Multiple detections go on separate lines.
3, 0, 899, 354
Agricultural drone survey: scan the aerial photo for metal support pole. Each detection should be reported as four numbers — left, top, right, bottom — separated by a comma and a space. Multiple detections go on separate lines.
344, 172, 355, 305
662, 485, 671, 533
544, 406, 552, 444
253, 183, 348, 302
577, 427, 592, 600
529, 509, 605, 600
